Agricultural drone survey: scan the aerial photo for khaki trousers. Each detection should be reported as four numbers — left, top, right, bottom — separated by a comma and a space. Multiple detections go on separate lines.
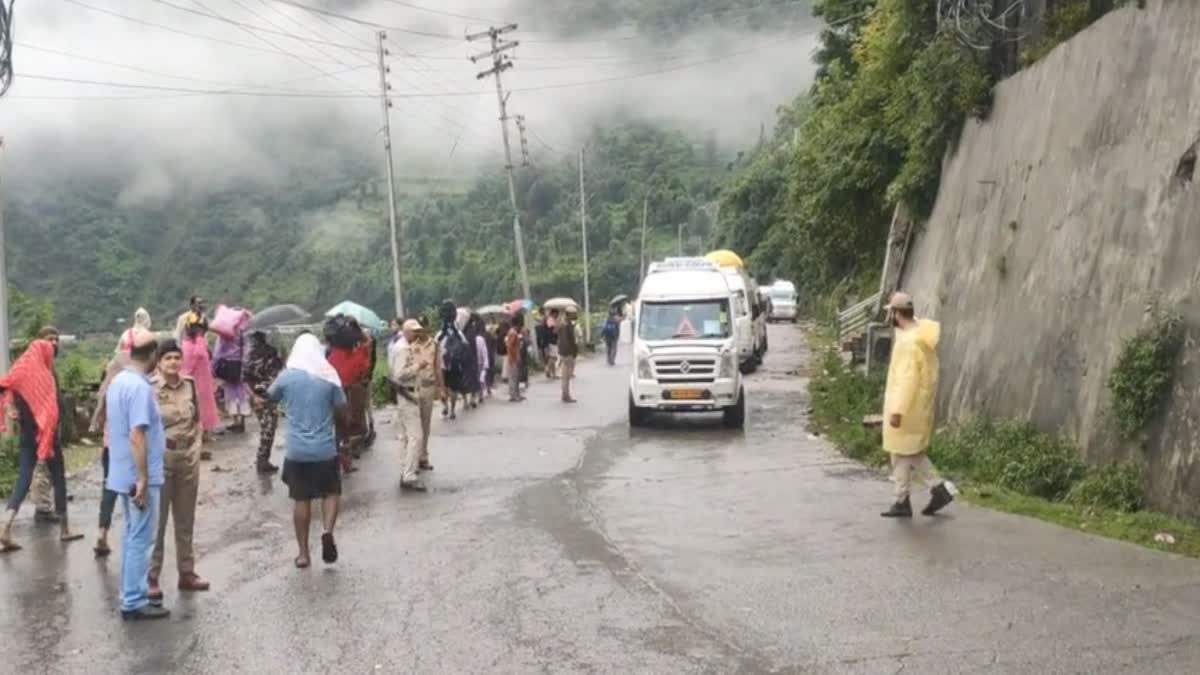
560, 356, 577, 400
150, 448, 200, 579
889, 452, 941, 499
398, 395, 435, 482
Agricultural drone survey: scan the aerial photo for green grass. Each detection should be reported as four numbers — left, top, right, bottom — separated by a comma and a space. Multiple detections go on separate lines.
966, 485, 1200, 558
807, 334, 1200, 559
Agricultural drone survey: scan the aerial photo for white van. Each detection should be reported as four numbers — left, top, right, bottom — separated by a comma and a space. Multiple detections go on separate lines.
629, 258, 746, 429
768, 280, 798, 322
718, 267, 768, 372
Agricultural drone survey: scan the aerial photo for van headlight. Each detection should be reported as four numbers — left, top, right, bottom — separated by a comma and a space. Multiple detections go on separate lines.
637, 354, 654, 380
719, 351, 735, 378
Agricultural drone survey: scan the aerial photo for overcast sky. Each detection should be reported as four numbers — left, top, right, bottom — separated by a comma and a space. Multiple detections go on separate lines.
1, 0, 821, 194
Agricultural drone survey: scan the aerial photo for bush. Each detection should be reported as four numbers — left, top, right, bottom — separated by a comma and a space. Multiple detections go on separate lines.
1066, 463, 1144, 513
0, 433, 18, 499
933, 420, 1087, 500
808, 347, 887, 466
372, 370, 394, 408
1108, 311, 1184, 439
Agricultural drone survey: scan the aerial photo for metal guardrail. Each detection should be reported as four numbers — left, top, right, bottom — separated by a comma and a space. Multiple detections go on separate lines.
837, 292, 882, 344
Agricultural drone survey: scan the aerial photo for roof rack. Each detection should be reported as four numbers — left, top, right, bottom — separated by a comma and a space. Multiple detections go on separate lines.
647, 257, 719, 274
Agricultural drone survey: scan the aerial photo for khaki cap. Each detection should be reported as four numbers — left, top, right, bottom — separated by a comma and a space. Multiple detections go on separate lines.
886, 292, 914, 311
402, 319, 424, 332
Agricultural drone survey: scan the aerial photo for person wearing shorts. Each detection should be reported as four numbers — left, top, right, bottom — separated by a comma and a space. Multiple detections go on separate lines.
267, 334, 348, 569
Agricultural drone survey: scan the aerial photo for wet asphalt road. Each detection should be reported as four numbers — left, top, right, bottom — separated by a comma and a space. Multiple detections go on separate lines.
4, 325, 1200, 674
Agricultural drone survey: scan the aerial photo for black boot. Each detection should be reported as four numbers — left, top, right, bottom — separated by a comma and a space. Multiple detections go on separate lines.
922, 483, 954, 516
880, 496, 913, 518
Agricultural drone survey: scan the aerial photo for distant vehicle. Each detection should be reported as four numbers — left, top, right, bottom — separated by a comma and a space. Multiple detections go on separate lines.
768, 280, 798, 322
716, 266, 768, 372
629, 257, 746, 429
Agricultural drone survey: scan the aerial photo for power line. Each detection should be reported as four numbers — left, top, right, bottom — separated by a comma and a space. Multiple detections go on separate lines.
377, 0, 498, 24
13, 20, 844, 102
62, 0, 348, 62
15, 41, 371, 92
262, 0, 461, 40
147, 0, 375, 54
16, 73, 376, 97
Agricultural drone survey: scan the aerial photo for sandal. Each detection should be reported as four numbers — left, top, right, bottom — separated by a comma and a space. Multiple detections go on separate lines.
94, 540, 112, 558
60, 532, 85, 543
294, 556, 310, 569
321, 533, 338, 564
0, 539, 22, 553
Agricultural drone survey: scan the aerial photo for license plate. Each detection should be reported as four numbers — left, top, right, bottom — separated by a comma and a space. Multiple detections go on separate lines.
668, 389, 704, 400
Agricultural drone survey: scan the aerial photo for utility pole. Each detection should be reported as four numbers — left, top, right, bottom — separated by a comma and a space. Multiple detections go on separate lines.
0, 138, 9, 372
515, 115, 531, 167
468, 24, 531, 301
578, 147, 591, 344
376, 31, 405, 319
638, 194, 649, 289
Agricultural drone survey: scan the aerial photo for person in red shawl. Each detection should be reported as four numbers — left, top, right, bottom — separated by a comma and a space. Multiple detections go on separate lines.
326, 319, 371, 473
0, 335, 85, 552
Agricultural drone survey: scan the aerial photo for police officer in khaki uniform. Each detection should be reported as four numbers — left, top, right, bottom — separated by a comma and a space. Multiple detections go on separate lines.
391, 320, 445, 492
148, 340, 210, 604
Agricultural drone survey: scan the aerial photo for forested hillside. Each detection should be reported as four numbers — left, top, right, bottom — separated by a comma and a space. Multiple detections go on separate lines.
522, 0, 816, 35
6, 121, 722, 331
714, 0, 1131, 311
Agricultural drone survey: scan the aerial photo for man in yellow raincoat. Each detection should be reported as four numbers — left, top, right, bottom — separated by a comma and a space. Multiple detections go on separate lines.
880, 292, 954, 518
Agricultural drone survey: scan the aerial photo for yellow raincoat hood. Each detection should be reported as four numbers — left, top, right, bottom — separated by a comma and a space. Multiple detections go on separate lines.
882, 319, 941, 455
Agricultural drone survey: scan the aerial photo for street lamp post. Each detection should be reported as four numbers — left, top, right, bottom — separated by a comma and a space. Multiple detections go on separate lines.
677, 223, 688, 256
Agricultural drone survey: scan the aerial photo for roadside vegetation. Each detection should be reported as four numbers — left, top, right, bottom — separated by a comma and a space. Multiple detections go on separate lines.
808, 343, 1200, 558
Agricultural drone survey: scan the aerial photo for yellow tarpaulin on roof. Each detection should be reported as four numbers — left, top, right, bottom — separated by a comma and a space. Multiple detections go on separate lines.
704, 249, 745, 269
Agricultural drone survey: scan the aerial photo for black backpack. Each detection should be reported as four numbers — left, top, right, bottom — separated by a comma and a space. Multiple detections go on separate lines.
444, 331, 470, 381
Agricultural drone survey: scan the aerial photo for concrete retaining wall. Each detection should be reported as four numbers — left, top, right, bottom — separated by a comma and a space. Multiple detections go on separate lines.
900, 0, 1200, 518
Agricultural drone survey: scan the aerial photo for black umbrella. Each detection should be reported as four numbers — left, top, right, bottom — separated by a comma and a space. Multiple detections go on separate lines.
245, 304, 310, 330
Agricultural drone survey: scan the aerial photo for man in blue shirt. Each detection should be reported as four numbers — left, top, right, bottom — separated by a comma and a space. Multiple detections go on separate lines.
106, 330, 169, 621
268, 334, 347, 569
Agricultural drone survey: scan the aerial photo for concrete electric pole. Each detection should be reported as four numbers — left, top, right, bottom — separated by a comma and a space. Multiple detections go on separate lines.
638, 194, 649, 289
515, 115, 531, 167
468, 24, 532, 301
376, 30, 405, 319
0, 138, 9, 372
578, 147, 591, 343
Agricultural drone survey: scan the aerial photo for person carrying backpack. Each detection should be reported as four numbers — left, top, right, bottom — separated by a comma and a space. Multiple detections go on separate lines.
601, 309, 622, 366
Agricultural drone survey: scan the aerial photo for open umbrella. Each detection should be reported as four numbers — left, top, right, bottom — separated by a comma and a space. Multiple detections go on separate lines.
609, 294, 629, 307
506, 299, 534, 314
543, 297, 579, 312
476, 304, 508, 318
325, 300, 386, 331
246, 304, 310, 330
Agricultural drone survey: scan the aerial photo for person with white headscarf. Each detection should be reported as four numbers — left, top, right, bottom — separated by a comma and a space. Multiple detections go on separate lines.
267, 333, 347, 569
117, 308, 152, 354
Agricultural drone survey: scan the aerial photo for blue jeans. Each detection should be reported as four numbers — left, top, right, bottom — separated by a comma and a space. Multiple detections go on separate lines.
119, 486, 161, 612
5, 440, 67, 515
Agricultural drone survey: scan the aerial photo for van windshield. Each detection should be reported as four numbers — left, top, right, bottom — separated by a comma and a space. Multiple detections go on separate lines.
770, 288, 795, 301
639, 300, 731, 340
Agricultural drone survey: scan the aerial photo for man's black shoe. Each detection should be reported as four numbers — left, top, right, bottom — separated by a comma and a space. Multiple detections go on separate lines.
256, 461, 279, 475
121, 605, 171, 621
880, 496, 913, 518
922, 483, 954, 516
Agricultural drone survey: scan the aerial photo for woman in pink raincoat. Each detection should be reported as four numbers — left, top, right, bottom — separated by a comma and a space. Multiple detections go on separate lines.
181, 312, 221, 436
